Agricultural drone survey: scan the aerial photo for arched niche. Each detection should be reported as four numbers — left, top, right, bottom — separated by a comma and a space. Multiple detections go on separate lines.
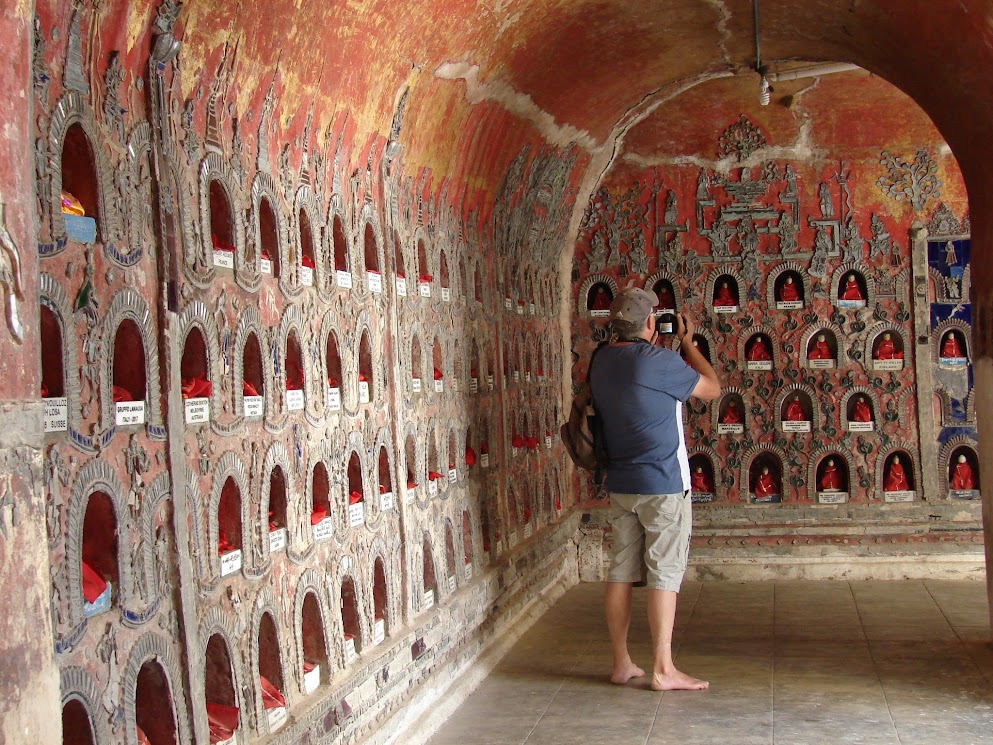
267, 466, 288, 547
447, 430, 457, 474
815, 454, 850, 500
298, 207, 316, 286
325, 331, 343, 409
422, 536, 438, 610
780, 390, 813, 432
411, 334, 423, 392
284, 331, 305, 411
836, 270, 869, 306
112, 319, 148, 424
60, 123, 101, 241
462, 511, 474, 571
257, 612, 287, 732
209, 179, 236, 264
444, 523, 458, 590
259, 196, 281, 278
331, 213, 348, 272
347, 452, 365, 526
845, 392, 876, 431
870, 330, 906, 368
81, 491, 118, 616
748, 452, 782, 503
134, 659, 179, 745
427, 436, 442, 493
773, 270, 805, 307
404, 434, 418, 490
393, 231, 405, 279
217, 476, 243, 574
41, 303, 65, 400
473, 264, 484, 302
439, 250, 450, 294
63, 698, 97, 745
652, 278, 677, 312
587, 281, 613, 313
806, 330, 838, 368
358, 332, 373, 404
416, 239, 429, 281
712, 275, 740, 310
340, 576, 362, 660
689, 453, 715, 496
181, 326, 211, 423
432, 338, 444, 393
300, 591, 330, 694
480, 502, 493, 553
949, 446, 980, 493
469, 339, 481, 393
464, 427, 477, 468
939, 328, 969, 360
372, 557, 388, 643
681, 334, 711, 364
377, 446, 393, 509
364, 222, 379, 273
744, 332, 774, 368
242, 332, 264, 417
717, 393, 746, 431
311, 462, 332, 536
882, 450, 916, 494
203, 634, 239, 743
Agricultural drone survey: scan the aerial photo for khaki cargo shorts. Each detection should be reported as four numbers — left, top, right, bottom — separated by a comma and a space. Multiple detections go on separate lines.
608, 491, 691, 592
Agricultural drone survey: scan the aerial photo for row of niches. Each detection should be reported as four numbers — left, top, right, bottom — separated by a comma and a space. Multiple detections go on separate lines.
63, 517, 476, 745
711, 388, 894, 434
582, 268, 899, 318
686, 443, 981, 505
48, 118, 561, 316
677, 324, 970, 371
186, 423, 536, 584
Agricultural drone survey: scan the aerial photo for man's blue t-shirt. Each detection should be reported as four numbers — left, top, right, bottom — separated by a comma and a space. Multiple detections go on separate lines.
589, 342, 700, 495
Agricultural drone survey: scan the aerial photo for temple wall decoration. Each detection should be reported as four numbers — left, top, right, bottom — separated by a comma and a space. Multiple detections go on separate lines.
34, 4, 578, 743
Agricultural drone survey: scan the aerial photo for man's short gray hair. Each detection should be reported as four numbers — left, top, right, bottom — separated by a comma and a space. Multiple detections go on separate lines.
611, 319, 642, 337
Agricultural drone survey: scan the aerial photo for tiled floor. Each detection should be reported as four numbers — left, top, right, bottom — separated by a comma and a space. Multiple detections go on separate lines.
426, 580, 993, 745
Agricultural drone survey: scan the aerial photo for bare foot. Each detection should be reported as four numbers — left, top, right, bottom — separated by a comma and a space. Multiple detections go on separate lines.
650, 670, 709, 691
610, 661, 646, 685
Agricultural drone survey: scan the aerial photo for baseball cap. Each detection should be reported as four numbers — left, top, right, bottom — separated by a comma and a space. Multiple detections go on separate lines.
609, 287, 658, 324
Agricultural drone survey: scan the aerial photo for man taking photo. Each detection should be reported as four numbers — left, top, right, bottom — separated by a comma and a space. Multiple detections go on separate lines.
589, 287, 721, 691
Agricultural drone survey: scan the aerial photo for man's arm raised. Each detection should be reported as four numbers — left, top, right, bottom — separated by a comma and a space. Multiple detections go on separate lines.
677, 312, 721, 401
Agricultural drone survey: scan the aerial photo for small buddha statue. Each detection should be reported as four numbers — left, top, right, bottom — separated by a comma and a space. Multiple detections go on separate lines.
840, 273, 864, 301
884, 455, 910, 492
941, 331, 964, 359
691, 466, 713, 493
590, 286, 612, 310
784, 396, 805, 422
720, 399, 743, 425
778, 275, 800, 302
852, 395, 872, 423
713, 281, 737, 307
819, 458, 841, 491
951, 454, 976, 490
655, 285, 675, 311
874, 332, 903, 360
808, 334, 832, 360
753, 466, 778, 499
747, 335, 772, 362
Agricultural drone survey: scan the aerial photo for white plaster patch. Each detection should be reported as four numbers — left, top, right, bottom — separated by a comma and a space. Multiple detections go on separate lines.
434, 62, 599, 150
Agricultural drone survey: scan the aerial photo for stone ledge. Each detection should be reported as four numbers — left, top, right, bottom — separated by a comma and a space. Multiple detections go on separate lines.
685, 552, 986, 582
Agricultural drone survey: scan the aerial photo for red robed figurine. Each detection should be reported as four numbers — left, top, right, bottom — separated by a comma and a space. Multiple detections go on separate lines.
884, 456, 910, 492
691, 466, 712, 493
778, 276, 800, 302
784, 397, 805, 421
753, 466, 778, 499
590, 286, 612, 310
720, 399, 743, 424
808, 334, 832, 360
839, 273, 864, 301
747, 336, 772, 361
852, 396, 872, 423
941, 331, 964, 358
713, 281, 737, 307
951, 454, 976, 490
819, 459, 841, 491
655, 285, 675, 310
874, 332, 903, 360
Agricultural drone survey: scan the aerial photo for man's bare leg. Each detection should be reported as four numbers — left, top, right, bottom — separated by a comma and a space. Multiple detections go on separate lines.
647, 588, 708, 691
605, 581, 645, 684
